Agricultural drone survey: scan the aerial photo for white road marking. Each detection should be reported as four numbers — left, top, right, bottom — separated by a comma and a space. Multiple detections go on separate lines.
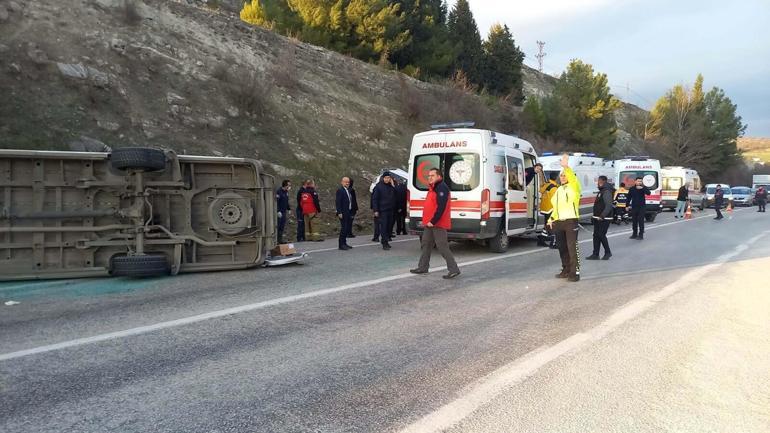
397, 229, 769, 433
0, 209, 752, 362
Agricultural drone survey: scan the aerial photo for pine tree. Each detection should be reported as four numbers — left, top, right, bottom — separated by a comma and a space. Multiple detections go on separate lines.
482, 23, 524, 103
389, 0, 454, 78
447, 0, 483, 85
543, 59, 621, 154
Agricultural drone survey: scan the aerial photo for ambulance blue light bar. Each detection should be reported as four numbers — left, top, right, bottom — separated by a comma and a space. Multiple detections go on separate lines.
542, 152, 555, 156
430, 121, 476, 130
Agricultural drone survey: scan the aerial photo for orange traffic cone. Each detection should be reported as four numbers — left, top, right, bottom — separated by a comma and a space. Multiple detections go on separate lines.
727, 202, 733, 213
685, 202, 693, 220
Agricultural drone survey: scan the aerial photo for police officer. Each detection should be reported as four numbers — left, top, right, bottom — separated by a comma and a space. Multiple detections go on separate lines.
586, 175, 614, 260
548, 154, 582, 282
395, 177, 408, 235
627, 177, 650, 240
372, 172, 397, 250
275, 179, 291, 244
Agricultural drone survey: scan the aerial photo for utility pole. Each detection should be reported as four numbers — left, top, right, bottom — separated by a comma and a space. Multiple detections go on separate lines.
536, 41, 546, 73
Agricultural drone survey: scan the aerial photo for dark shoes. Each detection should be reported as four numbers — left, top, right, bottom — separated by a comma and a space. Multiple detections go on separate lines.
555, 271, 568, 279
347, 234, 356, 238
371, 237, 379, 242
638, 234, 644, 240
567, 274, 580, 282
602, 253, 612, 260
382, 243, 391, 250
442, 271, 461, 279
338, 245, 352, 251
586, 254, 600, 260
630, 234, 638, 239
410, 268, 428, 274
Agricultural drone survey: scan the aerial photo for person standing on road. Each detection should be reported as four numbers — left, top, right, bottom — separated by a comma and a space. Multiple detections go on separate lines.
276, 179, 291, 244
755, 186, 767, 212
535, 163, 558, 248
627, 177, 651, 240
613, 182, 629, 224
410, 168, 461, 279
587, 175, 614, 261
295, 180, 307, 242
347, 177, 359, 238
548, 154, 582, 282
713, 184, 725, 220
674, 183, 689, 219
372, 172, 397, 250
395, 177, 408, 235
301, 179, 323, 241
336, 177, 354, 251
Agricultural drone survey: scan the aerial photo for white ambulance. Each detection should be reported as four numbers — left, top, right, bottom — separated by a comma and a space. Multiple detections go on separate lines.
660, 166, 704, 210
538, 152, 614, 221
610, 157, 663, 222
406, 124, 541, 253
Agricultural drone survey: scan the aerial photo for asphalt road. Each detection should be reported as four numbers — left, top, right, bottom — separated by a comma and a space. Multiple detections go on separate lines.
1, 207, 768, 432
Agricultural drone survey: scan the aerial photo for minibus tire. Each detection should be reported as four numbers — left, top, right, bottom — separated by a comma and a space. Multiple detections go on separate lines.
111, 254, 170, 278
110, 147, 167, 172
488, 225, 509, 253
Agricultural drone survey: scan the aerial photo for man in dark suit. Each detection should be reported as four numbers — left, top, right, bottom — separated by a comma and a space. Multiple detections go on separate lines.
347, 177, 359, 238
336, 176, 355, 250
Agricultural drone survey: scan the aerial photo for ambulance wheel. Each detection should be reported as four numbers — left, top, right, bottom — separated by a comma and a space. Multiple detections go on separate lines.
488, 225, 509, 253
645, 213, 657, 223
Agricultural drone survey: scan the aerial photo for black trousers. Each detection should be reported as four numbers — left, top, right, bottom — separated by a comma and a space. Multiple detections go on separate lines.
592, 219, 611, 255
372, 215, 380, 239
630, 207, 645, 235
378, 211, 393, 244
277, 213, 287, 243
758, 199, 767, 212
396, 210, 406, 234
338, 214, 352, 247
554, 219, 580, 276
295, 208, 305, 241
715, 202, 723, 218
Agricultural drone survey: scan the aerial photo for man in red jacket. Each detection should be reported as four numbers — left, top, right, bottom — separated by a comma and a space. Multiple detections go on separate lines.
410, 168, 460, 279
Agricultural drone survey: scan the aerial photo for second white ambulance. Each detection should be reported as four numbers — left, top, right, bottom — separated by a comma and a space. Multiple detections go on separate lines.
610, 156, 663, 222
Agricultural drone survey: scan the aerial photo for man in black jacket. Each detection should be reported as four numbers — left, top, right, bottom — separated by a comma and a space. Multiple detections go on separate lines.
335, 177, 354, 250
372, 172, 397, 250
627, 177, 651, 240
714, 184, 725, 220
587, 176, 614, 260
674, 184, 689, 219
395, 178, 408, 235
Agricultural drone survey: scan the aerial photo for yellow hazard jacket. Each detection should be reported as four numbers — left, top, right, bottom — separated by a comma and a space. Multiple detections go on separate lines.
539, 180, 558, 213
549, 167, 582, 222
614, 187, 629, 208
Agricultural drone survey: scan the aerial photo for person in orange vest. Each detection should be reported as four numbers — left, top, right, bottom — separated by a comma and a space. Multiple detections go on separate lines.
300, 179, 323, 241
410, 168, 460, 279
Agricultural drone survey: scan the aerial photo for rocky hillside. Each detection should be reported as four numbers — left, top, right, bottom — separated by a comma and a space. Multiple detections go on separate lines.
0, 0, 647, 237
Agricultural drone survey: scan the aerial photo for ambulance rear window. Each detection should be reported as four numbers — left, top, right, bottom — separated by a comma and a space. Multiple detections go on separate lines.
413, 153, 480, 191
620, 170, 658, 190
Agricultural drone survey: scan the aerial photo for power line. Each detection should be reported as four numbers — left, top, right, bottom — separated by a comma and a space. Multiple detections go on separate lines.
535, 41, 546, 73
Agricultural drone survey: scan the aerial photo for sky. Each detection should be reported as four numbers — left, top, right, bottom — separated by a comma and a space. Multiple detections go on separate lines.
458, 0, 770, 137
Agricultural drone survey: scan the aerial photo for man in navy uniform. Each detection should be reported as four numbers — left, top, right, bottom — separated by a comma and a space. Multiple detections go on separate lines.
275, 179, 291, 244
371, 172, 397, 250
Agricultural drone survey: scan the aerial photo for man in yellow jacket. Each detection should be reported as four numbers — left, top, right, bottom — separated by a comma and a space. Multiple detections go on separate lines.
548, 154, 582, 282
535, 163, 559, 247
